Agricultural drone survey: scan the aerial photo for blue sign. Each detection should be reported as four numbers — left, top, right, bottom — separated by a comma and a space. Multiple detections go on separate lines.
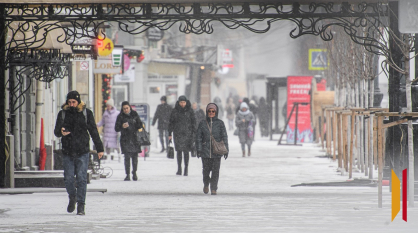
131, 103, 150, 157
309, 49, 328, 70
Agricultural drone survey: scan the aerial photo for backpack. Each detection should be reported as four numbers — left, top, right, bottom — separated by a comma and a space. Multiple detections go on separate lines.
62, 108, 88, 124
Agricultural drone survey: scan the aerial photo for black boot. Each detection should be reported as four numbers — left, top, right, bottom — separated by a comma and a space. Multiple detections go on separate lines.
176, 151, 182, 175
67, 195, 77, 213
184, 166, 188, 176
124, 174, 130, 181
132, 155, 138, 181
77, 203, 85, 215
160, 148, 165, 153
132, 172, 138, 181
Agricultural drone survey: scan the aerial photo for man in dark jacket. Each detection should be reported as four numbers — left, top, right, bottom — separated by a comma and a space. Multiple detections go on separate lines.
54, 91, 104, 216
196, 103, 228, 195
115, 101, 143, 181
168, 95, 196, 176
152, 96, 172, 153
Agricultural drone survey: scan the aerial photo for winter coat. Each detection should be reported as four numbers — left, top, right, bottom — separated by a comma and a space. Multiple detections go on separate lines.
235, 111, 255, 145
152, 103, 172, 130
97, 107, 120, 148
196, 103, 229, 158
54, 101, 104, 157
258, 98, 269, 124
115, 108, 143, 154
225, 103, 236, 120
194, 108, 205, 130
168, 100, 196, 152
213, 97, 224, 119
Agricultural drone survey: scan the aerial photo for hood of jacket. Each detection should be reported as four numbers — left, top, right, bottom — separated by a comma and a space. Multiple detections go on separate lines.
61, 101, 86, 112
205, 102, 219, 121
175, 99, 191, 112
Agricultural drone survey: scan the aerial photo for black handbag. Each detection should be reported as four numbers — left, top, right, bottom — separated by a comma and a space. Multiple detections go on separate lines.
137, 129, 151, 146
167, 140, 174, 159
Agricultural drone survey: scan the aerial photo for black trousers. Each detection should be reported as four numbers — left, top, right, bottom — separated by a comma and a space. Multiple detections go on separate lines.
202, 158, 221, 191
158, 129, 169, 150
176, 151, 189, 169
124, 153, 138, 175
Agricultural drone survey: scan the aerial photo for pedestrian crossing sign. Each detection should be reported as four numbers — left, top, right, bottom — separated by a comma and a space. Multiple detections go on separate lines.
309, 49, 328, 70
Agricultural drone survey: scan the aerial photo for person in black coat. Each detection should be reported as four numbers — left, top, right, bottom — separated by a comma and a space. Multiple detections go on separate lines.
115, 101, 143, 181
258, 97, 270, 137
192, 102, 205, 130
54, 90, 104, 215
152, 96, 173, 153
196, 103, 228, 195
168, 95, 196, 176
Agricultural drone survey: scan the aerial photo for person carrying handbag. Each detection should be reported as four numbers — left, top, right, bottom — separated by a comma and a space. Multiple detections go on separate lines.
196, 103, 229, 195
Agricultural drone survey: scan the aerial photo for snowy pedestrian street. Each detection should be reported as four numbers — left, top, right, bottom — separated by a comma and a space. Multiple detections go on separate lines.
1, 135, 417, 233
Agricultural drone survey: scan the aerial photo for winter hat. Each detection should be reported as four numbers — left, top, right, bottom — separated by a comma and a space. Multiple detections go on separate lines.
66, 91, 81, 104
206, 103, 217, 112
240, 102, 249, 110
106, 98, 114, 107
178, 95, 187, 102
160, 96, 167, 102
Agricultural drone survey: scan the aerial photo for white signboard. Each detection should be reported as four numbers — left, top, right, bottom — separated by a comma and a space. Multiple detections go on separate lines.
114, 64, 135, 82
399, 0, 418, 33
93, 59, 121, 74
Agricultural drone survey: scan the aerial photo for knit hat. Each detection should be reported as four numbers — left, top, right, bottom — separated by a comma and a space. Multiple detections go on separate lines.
240, 102, 249, 110
206, 103, 217, 112
106, 98, 114, 107
160, 96, 167, 102
178, 95, 187, 102
66, 91, 81, 104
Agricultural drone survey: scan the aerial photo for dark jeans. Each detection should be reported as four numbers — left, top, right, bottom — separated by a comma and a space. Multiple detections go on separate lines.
124, 153, 138, 175
63, 153, 89, 204
202, 158, 221, 191
159, 129, 169, 150
176, 151, 189, 170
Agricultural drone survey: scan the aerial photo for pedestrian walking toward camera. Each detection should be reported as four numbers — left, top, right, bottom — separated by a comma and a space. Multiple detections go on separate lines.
96, 98, 120, 161
168, 95, 196, 176
115, 101, 143, 181
54, 91, 104, 216
236, 102, 255, 157
152, 96, 172, 153
196, 103, 228, 195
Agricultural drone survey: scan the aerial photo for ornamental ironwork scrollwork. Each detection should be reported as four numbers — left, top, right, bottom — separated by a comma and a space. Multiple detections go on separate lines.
2, 2, 390, 70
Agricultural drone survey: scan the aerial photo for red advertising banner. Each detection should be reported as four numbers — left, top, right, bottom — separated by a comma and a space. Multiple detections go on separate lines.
287, 76, 313, 143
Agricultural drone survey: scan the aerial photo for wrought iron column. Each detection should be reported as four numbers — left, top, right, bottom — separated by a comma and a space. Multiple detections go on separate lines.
385, 2, 403, 181
0, 4, 5, 187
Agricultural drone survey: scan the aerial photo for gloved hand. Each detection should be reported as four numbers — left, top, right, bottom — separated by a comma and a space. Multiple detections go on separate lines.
224, 154, 228, 160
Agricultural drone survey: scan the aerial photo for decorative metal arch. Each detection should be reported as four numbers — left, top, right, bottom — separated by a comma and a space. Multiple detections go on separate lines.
3, 2, 389, 73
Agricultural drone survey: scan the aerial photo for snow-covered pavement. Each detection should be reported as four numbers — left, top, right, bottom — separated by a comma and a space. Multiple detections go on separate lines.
1, 133, 417, 233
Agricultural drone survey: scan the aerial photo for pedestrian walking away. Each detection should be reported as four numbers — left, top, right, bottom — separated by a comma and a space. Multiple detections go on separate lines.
54, 90, 104, 216
152, 96, 173, 153
235, 102, 255, 157
96, 98, 121, 161
196, 103, 229, 195
168, 95, 196, 176
115, 101, 143, 181
258, 97, 269, 137
225, 97, 236, 131
192, 102, 205, 157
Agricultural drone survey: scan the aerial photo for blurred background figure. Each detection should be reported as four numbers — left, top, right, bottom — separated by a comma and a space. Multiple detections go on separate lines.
235, 102, 255, 157
213, 97, 224, 120
96, 98, 120, 161
169, 96, 196, 176
258, 97, 269, 137
152, 96, 173, 153
225, 97, 236, 131
192, 102, 205, 130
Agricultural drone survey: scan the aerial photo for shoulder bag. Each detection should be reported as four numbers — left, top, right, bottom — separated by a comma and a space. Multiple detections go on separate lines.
206, 121, 228, 155
167, 140, 175, 159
